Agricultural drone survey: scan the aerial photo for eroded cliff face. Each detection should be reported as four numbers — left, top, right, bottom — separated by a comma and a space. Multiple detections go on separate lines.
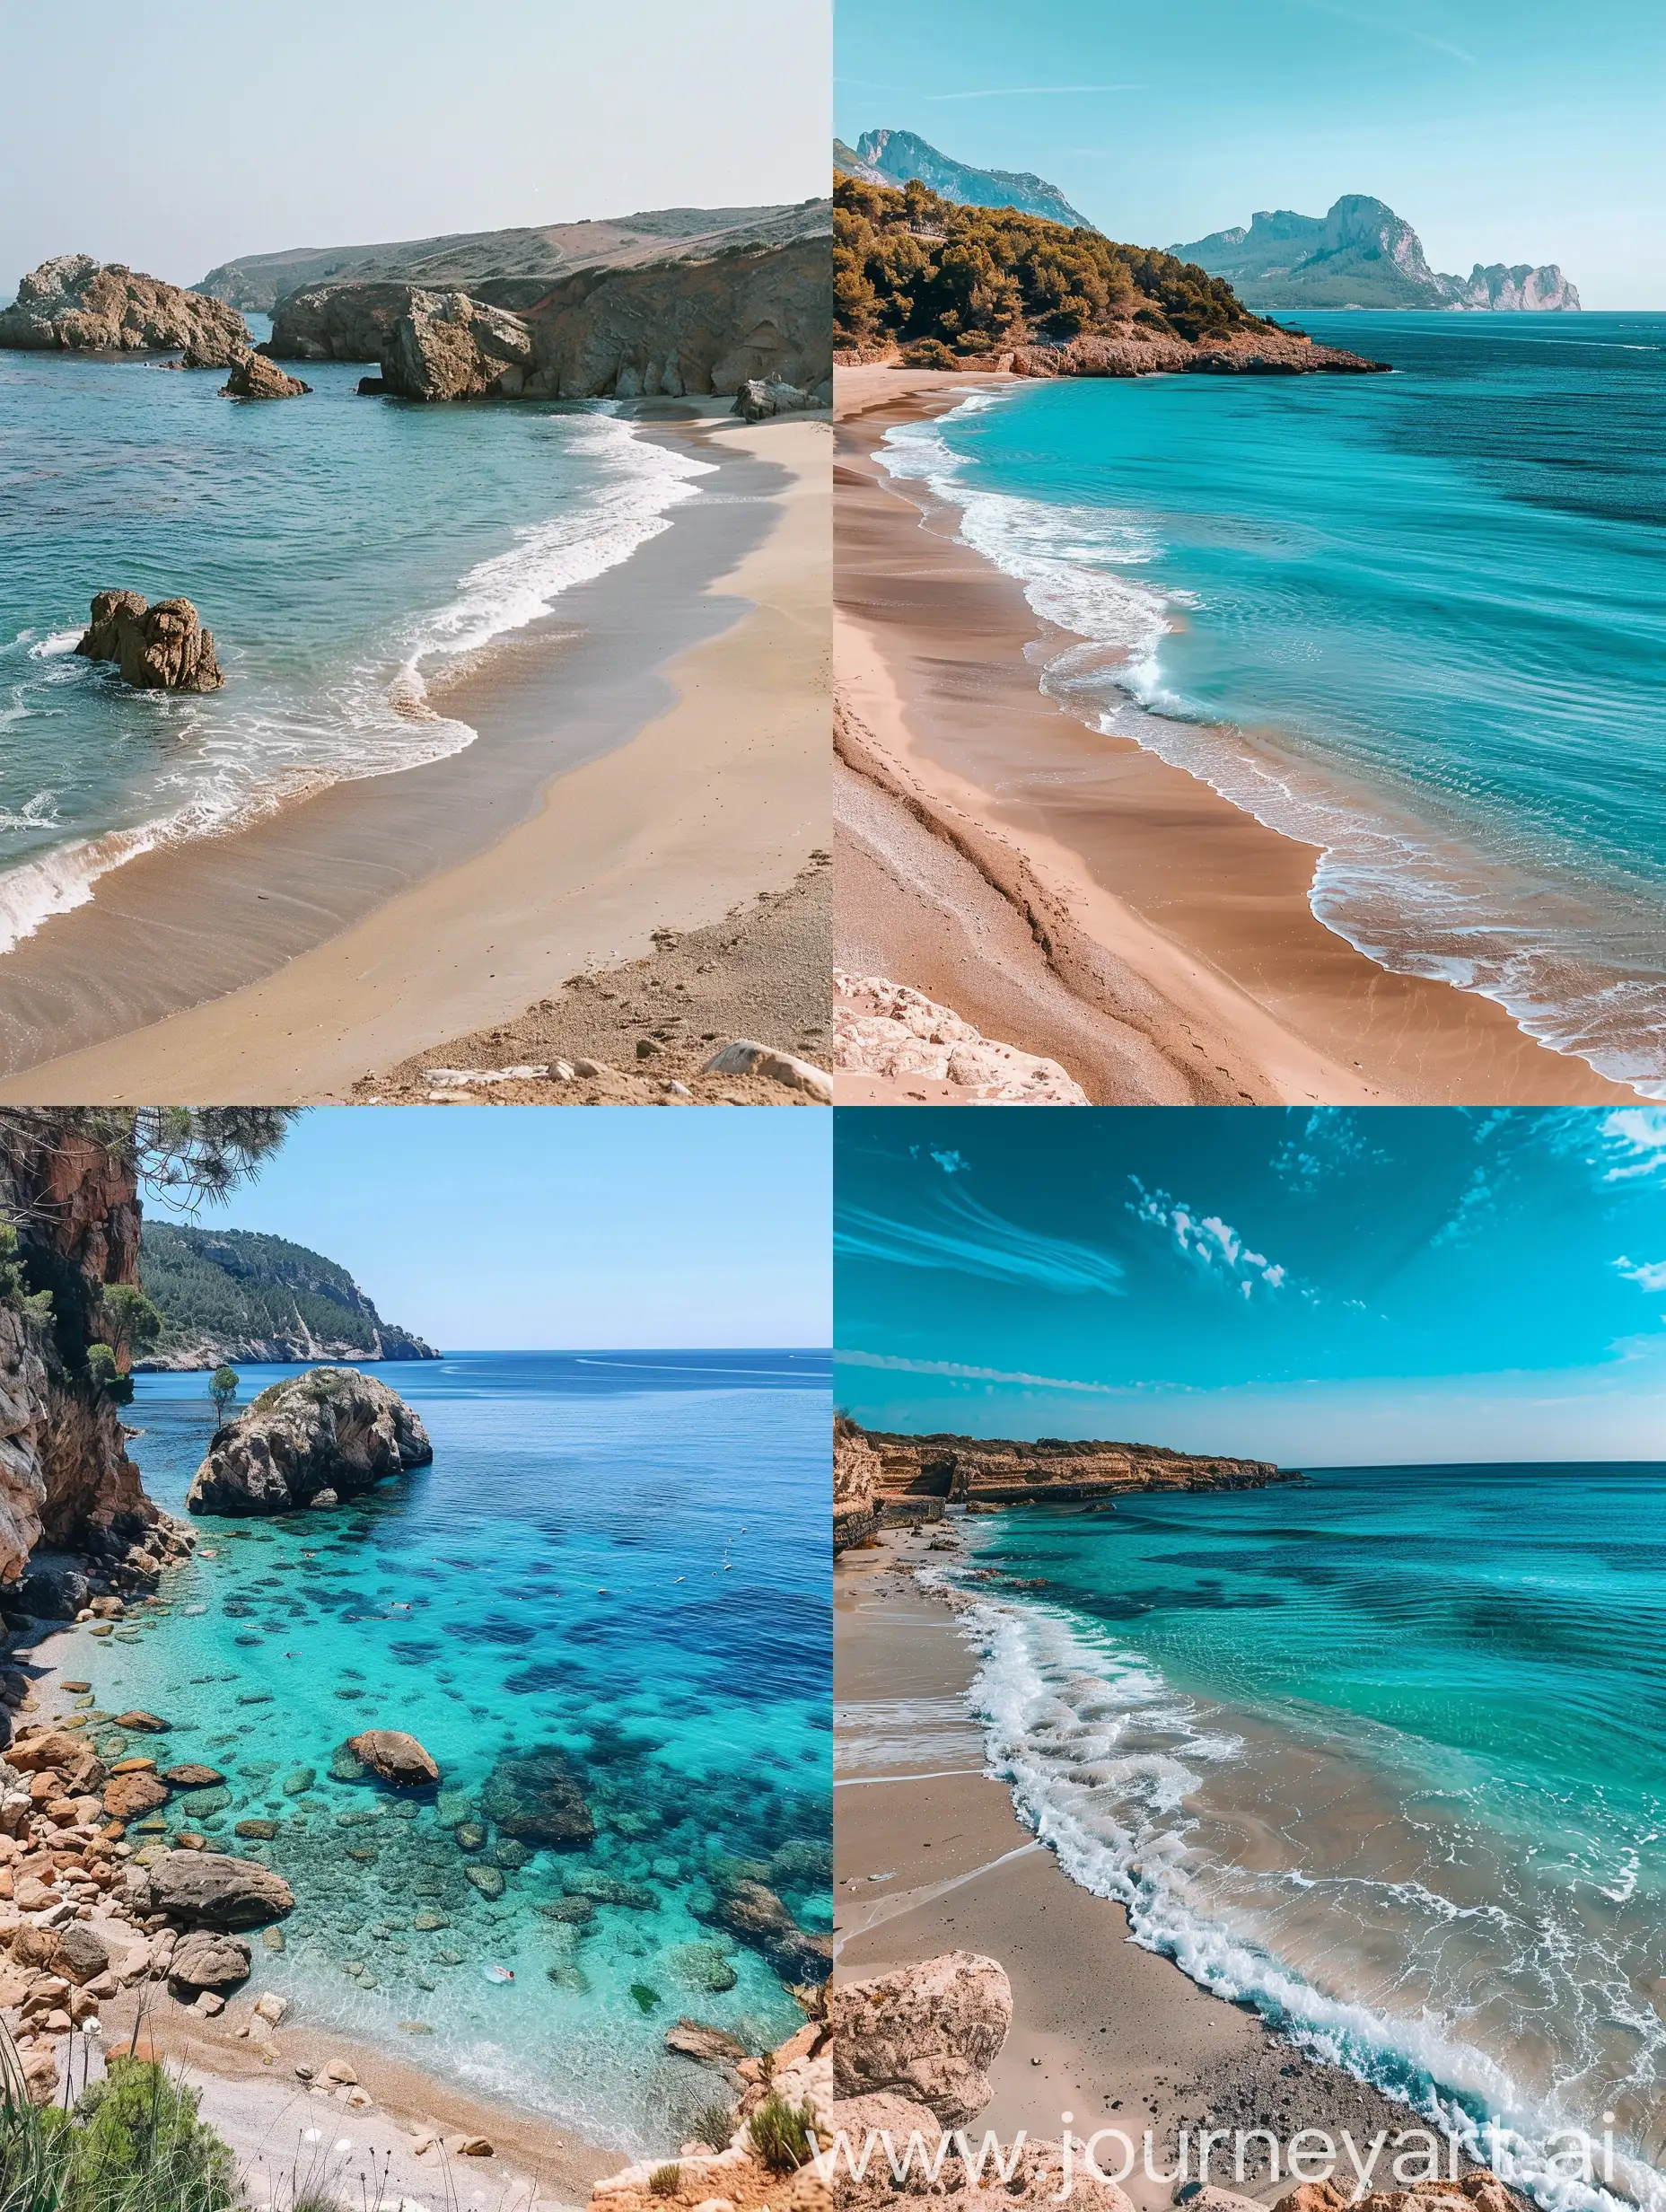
0, 1304, 48, 1586
833, 1420, 881, 1552
852, 1425, 1287, 1505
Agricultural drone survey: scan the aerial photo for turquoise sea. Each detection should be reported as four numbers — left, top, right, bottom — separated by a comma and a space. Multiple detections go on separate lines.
878, 315, 1666, 1094
58, 1351, 830, 2156
0, 323, 706, 953
943, 1464, 1666, 2211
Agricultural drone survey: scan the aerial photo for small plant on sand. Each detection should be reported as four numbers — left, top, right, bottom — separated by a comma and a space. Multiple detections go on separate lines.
689, 2101, 737, 2153
649, 2164, 683, 2198
748, 2093, 819, 2174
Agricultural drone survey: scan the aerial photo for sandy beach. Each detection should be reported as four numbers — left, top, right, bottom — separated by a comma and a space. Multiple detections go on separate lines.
834, 1525, 1434, 2211
0, 406, 829, 1105
833, 365, 1630, 1106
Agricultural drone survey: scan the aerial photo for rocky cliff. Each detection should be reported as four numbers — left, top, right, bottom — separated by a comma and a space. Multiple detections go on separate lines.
849, 1424, 1289, 1506
185, 1367, 434, 1516
833, 1417, 881, 1553
138, 1222, 439, 1370
841, 128, 1092, 230
357, 237, 831, 403
196, 198, 831, 315
1171, 196, 1579, 311
0, 256, 250, 357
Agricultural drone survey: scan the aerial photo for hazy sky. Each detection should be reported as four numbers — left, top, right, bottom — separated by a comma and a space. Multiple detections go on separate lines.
836, 0, 1665, 308
836, 1108, 1666, 1464
155, 1108, 830, 1351
0, 0, 829, 296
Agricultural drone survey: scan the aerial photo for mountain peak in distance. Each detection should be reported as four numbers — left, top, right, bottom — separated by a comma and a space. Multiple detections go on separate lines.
838, 127, 1092, 230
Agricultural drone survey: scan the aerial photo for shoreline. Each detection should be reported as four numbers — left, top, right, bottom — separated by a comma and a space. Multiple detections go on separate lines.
0, 403, 829, 1104
832, 364, 1629, 1107
833, 1524, 1451, 2212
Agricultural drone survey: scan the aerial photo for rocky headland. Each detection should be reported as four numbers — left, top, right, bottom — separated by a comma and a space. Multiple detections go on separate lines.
1008, 326, 1390, 378
74, 591, 224, 693
0, 255, 250, 359
844, 1423, 1290, 1511
183, 1366, 434, 1517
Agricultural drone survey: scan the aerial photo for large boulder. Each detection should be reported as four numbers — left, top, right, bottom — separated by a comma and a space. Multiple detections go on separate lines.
0, 256, 249, 359
479, 1747, 594, 1847
75, 592, 224, 693
185, 1367, 433, 1516
11, 1563, 90, 1619
831, 1952, 1013, 2125
103, 1769, 169, 1821
346, 1729, 440, 1788
169, 1929, 252, 1991
140, 1850, 294, 1930
221, 355, 310, 399
732, 377, 811, 421
381, 289, 537, 400
715, 1877, 832, 1986
266, 281, 420, 364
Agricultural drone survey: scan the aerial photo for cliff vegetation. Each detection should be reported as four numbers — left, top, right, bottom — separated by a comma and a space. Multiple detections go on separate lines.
138, 1223, 438, 1370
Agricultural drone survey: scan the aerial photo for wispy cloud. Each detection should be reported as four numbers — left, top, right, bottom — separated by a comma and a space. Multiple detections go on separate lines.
1595, 1110, 1666, 1181
922, 83, 1144, 101
1615, 1256, 1666, 1293
1128, 1181, 1290, 1297
835, 1189, 1125, 1296
837, 1349, 1119, 1393
1287, 0, 1477, 65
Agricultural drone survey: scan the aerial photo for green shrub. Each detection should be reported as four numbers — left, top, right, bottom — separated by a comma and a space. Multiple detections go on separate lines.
84, 1344, 133, 1408
748, 2092, 819, 2174
688, 2101, 736, 2152
648, 2164, 682, 2198
0, 2047, 238, 2212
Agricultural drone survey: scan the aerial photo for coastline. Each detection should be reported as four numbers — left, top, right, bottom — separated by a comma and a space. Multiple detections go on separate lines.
0, 405, 829, 1104
834, 1525, 1433, 2211
832, 365, 1630, 1106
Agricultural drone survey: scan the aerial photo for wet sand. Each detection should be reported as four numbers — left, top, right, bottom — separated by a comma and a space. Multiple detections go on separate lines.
833, 365, 1630, 1106
835, 1528, 1434, 2212
0, 408, 829, 1104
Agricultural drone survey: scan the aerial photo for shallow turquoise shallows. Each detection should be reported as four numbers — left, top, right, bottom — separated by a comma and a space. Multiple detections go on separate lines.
66, 1353, 829, 2156
0, 337, 705, 952
879, 316, 1666, 1093
951, 1465, 1666, 2212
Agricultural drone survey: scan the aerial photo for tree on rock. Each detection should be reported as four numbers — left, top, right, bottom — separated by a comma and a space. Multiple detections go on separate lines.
211, 1365, 239, 1422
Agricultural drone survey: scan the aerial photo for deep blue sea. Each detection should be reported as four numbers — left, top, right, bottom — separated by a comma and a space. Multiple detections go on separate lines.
878, 315, 1666, 1095
943, 1465, 1666, 2210
62, 1351, 830, 2155
0, 321, 706, 953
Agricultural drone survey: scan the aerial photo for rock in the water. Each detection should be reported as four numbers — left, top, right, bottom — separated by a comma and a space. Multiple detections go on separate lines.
381, 289, 537, 401
465, 1863, 505, 1899
479, 1746, 594, 1847
103, 1769, 169, 1821
830, 1951, 1013, 2125
140, 1850, 295, 1930
221, 354, 310, 399
664, 2017, 748, 2064
163, 1764, 225, 1788
715, 1877, 831, 1985
267, 281, 418, 364
75, 592, 224, 693
169, 1929, 252, 1991
0, 256, 250, 358
347, 1729, 440, 1788
185, 1366, 433, 1516
699, 1040, 832, 1103
732, 377, 811, 420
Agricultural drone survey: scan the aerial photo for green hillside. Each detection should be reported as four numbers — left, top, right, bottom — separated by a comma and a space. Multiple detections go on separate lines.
138, 1222, 438, 1367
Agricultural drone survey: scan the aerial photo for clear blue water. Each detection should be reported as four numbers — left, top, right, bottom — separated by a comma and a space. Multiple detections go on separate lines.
878, 315, 1666, 1094
0, 324, 706, 952
947, 1465, 1666, 2209
59, 1352, 830, 2155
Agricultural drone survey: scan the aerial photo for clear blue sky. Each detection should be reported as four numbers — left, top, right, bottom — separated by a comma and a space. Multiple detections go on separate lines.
836, 0, 1664, 308
151, 1109, 829, 1352
836, 1108, 1666, 1465
0, 0, 829, 298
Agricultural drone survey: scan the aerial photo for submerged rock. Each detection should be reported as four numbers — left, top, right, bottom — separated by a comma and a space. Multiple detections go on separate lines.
0, 255, 250, 358
186, 1366, 433, 1515
75, 592, 224, 693
664, 2016, 747, 2064
221, 353, 310, 399
347, 1729, 441, 1788
479, 1747, 595, 1848
715, 1877, 831, 1986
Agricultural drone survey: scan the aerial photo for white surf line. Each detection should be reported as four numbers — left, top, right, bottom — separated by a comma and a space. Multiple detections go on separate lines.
834, 1769, 992, 1786
834, 1840, 1044, 1952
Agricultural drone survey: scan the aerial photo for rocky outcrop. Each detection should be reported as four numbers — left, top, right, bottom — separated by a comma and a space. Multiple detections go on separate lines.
850, 1423, 1289, 1507
382, 289, 539, 399
1171, 197, 1580, 312
221, 354, 309, 399
479, 1746, 594, 1846
168, 1929, 252, 1991
0, 1305, 48, 1589
700, 1041, 832, 1102
185, 1366, 433, 1515
733, 376, 812, 420
1009, 326, 1389, 379
846, 128, 1092, 230
834, 1418, 881, 1553
832, 1952, 1013, 2125
346, 1729, 440, 1788
834, 973, 1089, 1104
265, 280, 416, 362
75, 592, 224, 692
138, 1849, 294, 1929
0, 256, 251, 356
715, 1876, 832, 1987
367, 236, 831, 403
